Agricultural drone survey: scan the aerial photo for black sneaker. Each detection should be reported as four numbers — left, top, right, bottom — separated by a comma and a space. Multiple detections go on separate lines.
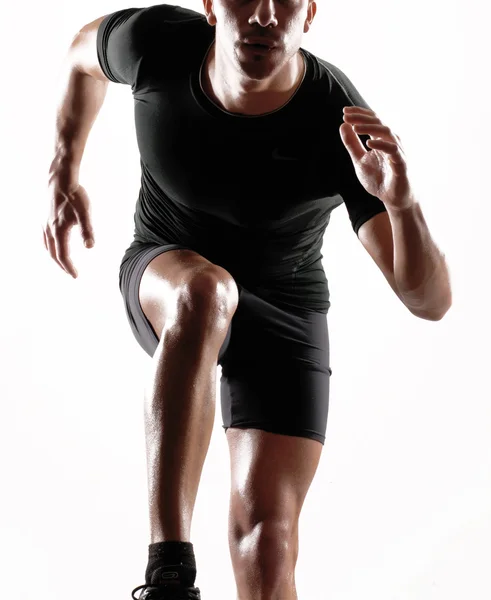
131, 583, 201, 599
131, 565, 201, 599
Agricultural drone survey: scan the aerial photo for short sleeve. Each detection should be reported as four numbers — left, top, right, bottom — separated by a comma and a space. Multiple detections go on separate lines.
328, 63, 388, 236
96, 7, 147, 86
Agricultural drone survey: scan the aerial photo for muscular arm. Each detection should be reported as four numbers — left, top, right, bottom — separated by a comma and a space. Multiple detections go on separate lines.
49, 15, 110, 182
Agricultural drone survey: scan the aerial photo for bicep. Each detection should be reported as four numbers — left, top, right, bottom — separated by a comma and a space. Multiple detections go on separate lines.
72, 7, 146, 86
70, 15, 112, 82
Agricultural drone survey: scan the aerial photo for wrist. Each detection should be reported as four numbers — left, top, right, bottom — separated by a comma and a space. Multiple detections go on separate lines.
48, 154, 80, 185
385, 195, 418, 217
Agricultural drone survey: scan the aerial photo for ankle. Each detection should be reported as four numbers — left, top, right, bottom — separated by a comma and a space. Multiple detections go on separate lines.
145, 540, 197, 586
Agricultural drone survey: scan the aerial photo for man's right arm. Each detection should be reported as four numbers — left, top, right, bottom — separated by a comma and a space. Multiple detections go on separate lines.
49, 15, 111, 183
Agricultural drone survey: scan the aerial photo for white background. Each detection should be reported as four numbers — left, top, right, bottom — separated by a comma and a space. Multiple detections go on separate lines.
1, 0, 490, 598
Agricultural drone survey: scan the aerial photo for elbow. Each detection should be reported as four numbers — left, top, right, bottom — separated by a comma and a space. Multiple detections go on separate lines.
400, 282, 453, 322
409, 299, 452, 321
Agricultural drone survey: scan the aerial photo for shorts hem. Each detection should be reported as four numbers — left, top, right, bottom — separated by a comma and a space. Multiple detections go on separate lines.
222, 423, 325, 445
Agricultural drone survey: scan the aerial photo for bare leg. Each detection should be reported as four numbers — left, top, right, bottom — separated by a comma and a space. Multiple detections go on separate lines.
143, 273, 237, 543
226, 428, 323, 600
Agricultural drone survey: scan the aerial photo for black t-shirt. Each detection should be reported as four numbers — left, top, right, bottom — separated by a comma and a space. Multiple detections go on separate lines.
97, 3, 387, 314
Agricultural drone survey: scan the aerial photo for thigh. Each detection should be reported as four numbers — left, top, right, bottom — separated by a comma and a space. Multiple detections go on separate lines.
219, 285, 332, 445
120, 243, 236, 358
226, 427, 323, 532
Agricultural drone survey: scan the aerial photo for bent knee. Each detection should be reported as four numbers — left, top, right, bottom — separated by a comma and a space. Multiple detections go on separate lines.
178, 265, 239, 322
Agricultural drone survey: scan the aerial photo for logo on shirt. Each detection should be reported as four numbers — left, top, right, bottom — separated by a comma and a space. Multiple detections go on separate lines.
272, 148, 298, 161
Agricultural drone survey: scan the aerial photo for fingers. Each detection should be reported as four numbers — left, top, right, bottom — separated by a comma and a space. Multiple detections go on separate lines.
73, 184, 95, 248
45, 226, 78, 278
45, 226, 67, 275
77, 211, 95, 248
56, 228, 78, 278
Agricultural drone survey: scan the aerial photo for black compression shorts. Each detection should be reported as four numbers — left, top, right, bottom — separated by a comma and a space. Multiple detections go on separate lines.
119, 243, 333, 445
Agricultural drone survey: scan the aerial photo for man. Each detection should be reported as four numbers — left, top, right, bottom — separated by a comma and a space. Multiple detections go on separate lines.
43, 1, 452, 599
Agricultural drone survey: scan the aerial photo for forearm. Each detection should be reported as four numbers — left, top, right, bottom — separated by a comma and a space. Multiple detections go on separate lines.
49, 40, 108, 183
387, 199, 452, 320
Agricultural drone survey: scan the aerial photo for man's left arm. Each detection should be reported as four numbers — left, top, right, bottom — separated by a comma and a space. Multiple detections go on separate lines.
340, 105, 452, 321
386, 196, 452, 320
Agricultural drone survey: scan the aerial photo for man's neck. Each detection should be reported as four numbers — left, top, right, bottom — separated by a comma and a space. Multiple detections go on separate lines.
202, 43, 306, 116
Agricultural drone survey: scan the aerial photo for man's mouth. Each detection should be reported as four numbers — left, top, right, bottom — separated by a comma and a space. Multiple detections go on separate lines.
243, 38, 277, 49
244, 44, 274, 55
243, 42, 276, 53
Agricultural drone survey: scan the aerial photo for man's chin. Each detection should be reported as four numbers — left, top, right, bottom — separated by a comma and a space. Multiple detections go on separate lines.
236, 49, 280, 79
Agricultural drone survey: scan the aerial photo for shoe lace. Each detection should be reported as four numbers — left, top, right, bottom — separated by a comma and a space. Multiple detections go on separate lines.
131, 583, 201, 600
